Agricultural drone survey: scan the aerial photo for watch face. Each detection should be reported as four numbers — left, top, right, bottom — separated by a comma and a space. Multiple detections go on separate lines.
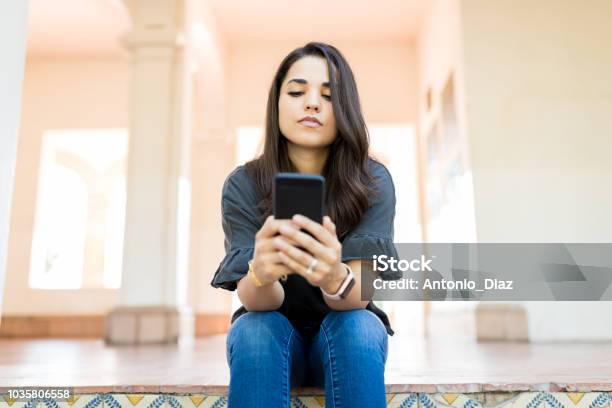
339, 277, 356, 299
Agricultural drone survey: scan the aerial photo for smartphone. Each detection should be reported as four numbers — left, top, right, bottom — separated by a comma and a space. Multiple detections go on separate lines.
273, 172, 325, 226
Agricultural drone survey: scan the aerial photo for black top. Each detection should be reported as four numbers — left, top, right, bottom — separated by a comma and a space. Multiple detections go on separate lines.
210, 158, 401, 337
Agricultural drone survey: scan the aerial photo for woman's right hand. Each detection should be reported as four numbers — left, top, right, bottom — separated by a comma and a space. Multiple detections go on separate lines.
251, 215, 299, 285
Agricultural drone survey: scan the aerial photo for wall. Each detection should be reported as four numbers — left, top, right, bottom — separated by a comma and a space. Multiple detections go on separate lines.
414, 0, 479, 335
187, 0, 233, 315
2, 59, 128, 315
462, 0, 612, 340
417, 0, 475, 242
227, 41, 418, 126
0, 0, 29, 320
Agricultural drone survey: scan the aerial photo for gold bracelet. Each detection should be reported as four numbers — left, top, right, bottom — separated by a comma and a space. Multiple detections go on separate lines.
248, 260, 288, 285
248, 260, 265, 287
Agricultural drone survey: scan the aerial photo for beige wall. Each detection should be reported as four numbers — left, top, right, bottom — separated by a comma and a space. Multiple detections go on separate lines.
462, 0, 612, 340
414, 0, 479, 333
3, 59, 128, 315
187, 1, 233, 315
416, 0, 474, 242
417, 0, 466, 137
227, 41, 417, 126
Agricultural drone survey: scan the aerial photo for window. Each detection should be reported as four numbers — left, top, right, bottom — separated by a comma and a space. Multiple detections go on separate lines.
29, 128, 128, 289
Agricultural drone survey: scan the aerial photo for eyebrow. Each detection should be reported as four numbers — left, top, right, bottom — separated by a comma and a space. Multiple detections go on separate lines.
287, 78, 330, 88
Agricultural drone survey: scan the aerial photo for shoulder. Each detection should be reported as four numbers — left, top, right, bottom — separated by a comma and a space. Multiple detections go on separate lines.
222, 165, 257, 199
339, 158, 397, 247
367, 157, 395, 199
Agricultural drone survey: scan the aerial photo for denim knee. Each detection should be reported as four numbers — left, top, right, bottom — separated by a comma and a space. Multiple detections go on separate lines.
226, 311, 294, 365
320, 309, 388, 362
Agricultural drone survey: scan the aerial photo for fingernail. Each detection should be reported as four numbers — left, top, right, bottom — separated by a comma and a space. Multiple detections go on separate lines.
280, 225, 293, 234
293, 214, 304, 222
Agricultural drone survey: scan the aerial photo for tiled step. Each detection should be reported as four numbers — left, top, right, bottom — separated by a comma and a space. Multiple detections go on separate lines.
2, 337, 612, 407
1, 391, 612, 408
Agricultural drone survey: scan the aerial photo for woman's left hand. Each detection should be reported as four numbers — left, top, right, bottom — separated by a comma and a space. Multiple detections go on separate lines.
275, 214, 347, 294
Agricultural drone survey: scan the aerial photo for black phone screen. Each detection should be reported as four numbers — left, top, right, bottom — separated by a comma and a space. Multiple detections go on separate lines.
273, 172, 325, 224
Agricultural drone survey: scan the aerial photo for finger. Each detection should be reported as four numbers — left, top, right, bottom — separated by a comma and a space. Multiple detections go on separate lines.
256, 215, 277, 239
257, 263, 294, 283
277, 251, 323, 285
277, 224, 336, 264
269, 263, 294, 277
272, 232, 301, 248
257, 236, 295, 254
292, 214, 336, 246
323, 216, 337, 235
260, 251, 289, 265
275, 238, 332, 275
276, 238, 312, 268
257, 217, 298, 240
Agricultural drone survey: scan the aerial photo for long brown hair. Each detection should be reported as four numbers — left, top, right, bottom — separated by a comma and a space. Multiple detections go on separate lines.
245, 42, 378, 239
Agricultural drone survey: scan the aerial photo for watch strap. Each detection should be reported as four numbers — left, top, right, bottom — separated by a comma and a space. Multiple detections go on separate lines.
321, 263, 356, 300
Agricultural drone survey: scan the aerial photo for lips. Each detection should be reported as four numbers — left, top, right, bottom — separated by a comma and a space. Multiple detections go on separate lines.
298, 116, 322, 127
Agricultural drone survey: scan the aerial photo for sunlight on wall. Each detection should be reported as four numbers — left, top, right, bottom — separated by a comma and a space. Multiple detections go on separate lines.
29, 128, 127, 290
235, 126, 264, 166
30, 164, 87, 289
103, 177, 126, 289
369, 124, 424, 337
369, 124, 421, 242
427, 170, 477, 243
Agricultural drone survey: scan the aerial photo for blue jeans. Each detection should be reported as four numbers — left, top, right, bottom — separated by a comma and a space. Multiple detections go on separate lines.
226, 309, 389, 407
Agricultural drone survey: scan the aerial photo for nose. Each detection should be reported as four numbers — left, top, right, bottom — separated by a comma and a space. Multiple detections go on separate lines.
304, 91, 321, 113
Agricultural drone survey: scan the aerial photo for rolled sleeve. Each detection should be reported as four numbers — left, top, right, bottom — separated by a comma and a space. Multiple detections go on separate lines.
210, 167, 261, 291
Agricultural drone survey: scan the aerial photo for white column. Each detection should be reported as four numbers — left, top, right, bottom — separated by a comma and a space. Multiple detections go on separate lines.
0, 1, 29, 322
105, 0, 194, 344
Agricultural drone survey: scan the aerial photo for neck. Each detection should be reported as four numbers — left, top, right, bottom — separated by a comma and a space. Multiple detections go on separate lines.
287, 142, 329, 174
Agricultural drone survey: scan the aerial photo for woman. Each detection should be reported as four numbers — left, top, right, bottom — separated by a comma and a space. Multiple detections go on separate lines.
211, 42, 400, 408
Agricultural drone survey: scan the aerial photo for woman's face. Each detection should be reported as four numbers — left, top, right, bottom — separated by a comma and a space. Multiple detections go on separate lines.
278, 56, 337, 148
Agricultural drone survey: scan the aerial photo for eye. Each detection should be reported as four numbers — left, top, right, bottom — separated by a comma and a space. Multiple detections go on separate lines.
288, 91, 303, 97
322, 94, 332, 101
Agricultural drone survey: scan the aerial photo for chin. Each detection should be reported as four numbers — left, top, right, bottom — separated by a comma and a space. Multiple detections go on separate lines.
286, 132, 332, 148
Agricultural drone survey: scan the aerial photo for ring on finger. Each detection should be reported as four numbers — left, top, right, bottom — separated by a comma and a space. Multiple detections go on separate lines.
306, 258, 318, 274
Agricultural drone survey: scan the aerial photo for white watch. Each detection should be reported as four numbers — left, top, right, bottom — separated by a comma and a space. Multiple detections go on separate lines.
321, 263, 356, 300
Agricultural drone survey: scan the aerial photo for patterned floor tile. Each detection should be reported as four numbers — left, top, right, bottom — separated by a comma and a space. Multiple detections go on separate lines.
174, 395, 228, 408
420, 393, 481, 407
547, 392, 611, 408
172, 395, 204, 408
0, 400, 40, 408
482, 392, 522, 407
501, 392, 546, 408
108, 394, 163, 408
384, 393, 418, 408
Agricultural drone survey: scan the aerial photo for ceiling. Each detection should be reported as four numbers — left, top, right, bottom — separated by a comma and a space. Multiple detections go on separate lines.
207, 0, 426, 44
26, 0, 131, 58
26, 0, 425, 58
